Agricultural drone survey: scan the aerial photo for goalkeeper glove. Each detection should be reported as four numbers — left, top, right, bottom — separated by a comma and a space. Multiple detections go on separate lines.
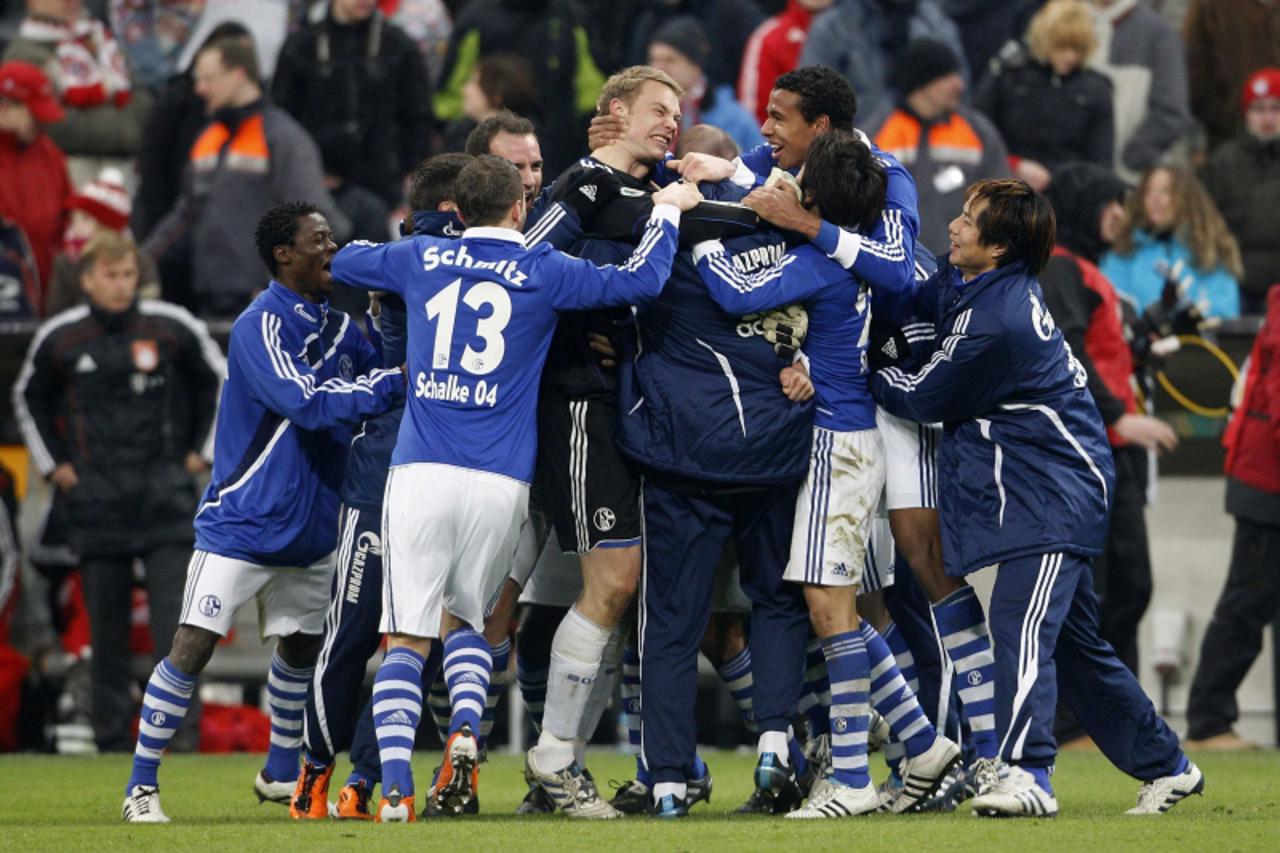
762, 305, 808, 359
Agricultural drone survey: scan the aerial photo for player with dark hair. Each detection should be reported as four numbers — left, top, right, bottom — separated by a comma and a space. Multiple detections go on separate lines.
290, 155, 474, 821
872, 179, 1202, 818
692, 133, 960, 819
120, 202, 405, 823
466, 111, 544, 207
330, 154, 701, 822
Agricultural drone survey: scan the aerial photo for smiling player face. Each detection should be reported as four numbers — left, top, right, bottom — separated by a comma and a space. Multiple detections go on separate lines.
288, 213, 339, 299
761, 88, 823, 172
620, 80, 681, 164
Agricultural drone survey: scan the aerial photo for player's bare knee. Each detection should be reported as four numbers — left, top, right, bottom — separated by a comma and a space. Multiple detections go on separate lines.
277, 631, 324, 668
168, 624, 220, 675
804, 585, 858, 639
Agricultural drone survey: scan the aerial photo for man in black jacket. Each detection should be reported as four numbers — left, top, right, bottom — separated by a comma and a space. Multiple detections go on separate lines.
12, 231, 225, 752
272, 0, 434, 208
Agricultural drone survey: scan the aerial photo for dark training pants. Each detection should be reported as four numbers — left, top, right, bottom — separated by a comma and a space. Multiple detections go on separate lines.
638, 477, 808, 785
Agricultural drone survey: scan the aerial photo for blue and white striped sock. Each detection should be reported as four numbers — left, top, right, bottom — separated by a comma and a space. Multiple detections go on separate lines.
797, 636, 832, 739
860, 622, 936, 759
822, 630, 871, 789
621, 642, 650, 786
516, 650, 548, 732
715, 647, 758, 732
480, 637, 511, 748
879, 622, 916, 778
373, 648, 424, 797
263, 653, 312, 782
126, 657, 195, 794
932, 586, 998, 759
444, 628, 492, 736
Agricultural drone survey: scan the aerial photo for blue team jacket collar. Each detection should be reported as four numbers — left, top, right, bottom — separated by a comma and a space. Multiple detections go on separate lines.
463, 226, 525, 245
267, 280, 329, 326
410, 210, 465, 237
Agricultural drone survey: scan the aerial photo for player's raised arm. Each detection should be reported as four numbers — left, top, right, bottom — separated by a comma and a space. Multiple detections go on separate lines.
331, 238, 421, 297
234, 312, 405, 431
544, 181, 702, 311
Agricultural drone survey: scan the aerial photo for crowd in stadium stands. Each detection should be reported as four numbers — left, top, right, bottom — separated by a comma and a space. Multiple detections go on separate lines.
0, 0, 1276, 763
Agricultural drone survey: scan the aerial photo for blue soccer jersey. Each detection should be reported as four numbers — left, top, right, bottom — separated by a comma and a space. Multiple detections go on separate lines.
693, 240, 881, 432
331, 206, 683, 483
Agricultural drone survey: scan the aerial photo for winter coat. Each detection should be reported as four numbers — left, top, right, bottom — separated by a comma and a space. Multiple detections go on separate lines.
1201, 132, 1280, 314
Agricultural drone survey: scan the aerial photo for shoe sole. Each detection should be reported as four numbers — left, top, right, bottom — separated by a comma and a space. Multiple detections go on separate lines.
893, 750, 963, 813
973, 806, 1058, 818
438, 738, 479, 814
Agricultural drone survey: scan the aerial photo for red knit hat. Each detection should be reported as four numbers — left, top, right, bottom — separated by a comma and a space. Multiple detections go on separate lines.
1243, 67, 1280, 113
69, 168, 131, 231
0, 61, 64, 125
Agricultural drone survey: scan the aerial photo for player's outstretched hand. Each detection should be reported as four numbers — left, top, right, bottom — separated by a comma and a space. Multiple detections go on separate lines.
743, 185, 821, 238
1112, 413, 1179, 453
667, 152, 736, 184
779, 362, 814, 402
589, 114, 628, 150
652, 180, 703, 212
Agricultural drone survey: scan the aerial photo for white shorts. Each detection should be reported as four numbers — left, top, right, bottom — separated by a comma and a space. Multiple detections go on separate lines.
179, 549, 334, 639
381, 463, 528, 637
507, 504, 551, 590
784, 426, 886, 588
878, 407, 941, 511
519, 528, 584, 609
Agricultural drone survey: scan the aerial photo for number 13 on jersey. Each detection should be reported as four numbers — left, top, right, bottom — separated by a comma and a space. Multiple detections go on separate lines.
425, 278, 512, 375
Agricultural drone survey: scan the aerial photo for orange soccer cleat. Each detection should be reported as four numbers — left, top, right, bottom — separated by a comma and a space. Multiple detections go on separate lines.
376, 787, 416, 823
333, 781, 376, 821
290, 761, 334, 820
433, 725, 480, 815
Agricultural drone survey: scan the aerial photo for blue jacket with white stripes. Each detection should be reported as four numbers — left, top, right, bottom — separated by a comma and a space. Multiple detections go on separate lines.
871, 257, 1115, 576
195, 282, 404, 567
616, 226, 814, 486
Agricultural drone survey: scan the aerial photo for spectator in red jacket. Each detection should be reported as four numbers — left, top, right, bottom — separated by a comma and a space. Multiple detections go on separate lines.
1185, 284, 1280, 750
0, 60, 72, 315
738, 0, 833, 125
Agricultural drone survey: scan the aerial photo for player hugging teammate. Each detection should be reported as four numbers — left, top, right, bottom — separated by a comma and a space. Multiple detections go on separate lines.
120, 63, 1204, 826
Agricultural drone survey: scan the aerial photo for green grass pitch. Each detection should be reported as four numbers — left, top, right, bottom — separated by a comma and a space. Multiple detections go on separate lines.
2, 749, 1277, 850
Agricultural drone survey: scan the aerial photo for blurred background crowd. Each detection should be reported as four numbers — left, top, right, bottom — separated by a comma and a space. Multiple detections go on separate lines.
0, 0, 1277, 756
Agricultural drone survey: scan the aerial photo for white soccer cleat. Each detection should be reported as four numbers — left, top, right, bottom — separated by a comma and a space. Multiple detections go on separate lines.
971, 765, 1059, 818
525, 751, 620, 819
1126, 761, 1204, 814
122, 785, 170, 823
867, 710, 891, 753
874, 774, 904, 812
889, 735, 961, 813
786, 778, 879, 819
254, 769, 295, 804
967, 757, 1005, 798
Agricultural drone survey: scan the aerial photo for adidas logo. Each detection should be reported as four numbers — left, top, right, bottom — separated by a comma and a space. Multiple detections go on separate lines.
579, 184, 597, 202
383, 710, 413, 726
75, 353, 98, 373
881, 339, 899, 360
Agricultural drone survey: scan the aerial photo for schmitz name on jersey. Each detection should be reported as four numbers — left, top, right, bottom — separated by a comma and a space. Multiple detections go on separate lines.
421, 244, 528, 286
414, 370, 500, 407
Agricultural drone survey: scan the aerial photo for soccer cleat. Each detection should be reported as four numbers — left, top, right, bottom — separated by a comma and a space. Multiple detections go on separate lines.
651, 793, 688, 818
608, 779, 651, 815
331, 781, 375, 820
525, 752, 621, 819
254, 769, 296, 804
516, 783, 555, 815
376, 786, 416, 823
914, 763, 967, 813
687, 764, 713, 809
289, 761, 334, 820
433, 726, 480, 815
800, 733, 830, 794
122, 785, 169, 823
971, 765, 1058, 818
1126, 762, 1204, 815
966, 757, 1005, 799
735, 753, 804, 815
888, 735, 961, 813
786, 778, 879, 819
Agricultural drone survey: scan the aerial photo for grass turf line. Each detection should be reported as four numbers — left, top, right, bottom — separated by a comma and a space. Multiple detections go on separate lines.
0, 749, 1277, 851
